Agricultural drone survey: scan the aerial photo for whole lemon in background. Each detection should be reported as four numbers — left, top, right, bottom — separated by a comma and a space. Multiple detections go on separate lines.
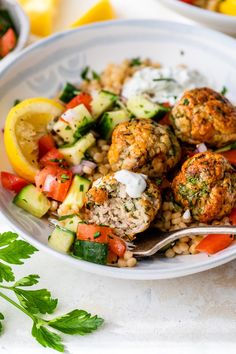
18, 0, 116, 37
219, 0, 236, 16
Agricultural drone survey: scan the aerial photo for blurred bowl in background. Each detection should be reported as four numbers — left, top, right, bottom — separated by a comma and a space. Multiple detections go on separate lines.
0, 0, 30, 66
158, 0, 236, 36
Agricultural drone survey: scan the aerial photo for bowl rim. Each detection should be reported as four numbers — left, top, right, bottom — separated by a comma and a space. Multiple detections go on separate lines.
1, 18, 236, 280
1, 18, 236, 79
159, 0, 236, 23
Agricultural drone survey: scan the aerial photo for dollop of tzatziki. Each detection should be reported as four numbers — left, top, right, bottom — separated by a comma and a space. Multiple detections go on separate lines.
114, 170, 147, 198
122, 66, 208, 105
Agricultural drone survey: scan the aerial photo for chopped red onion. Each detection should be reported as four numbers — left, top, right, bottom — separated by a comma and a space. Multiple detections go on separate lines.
81, 160, 97, 169
70, 164, 84, 175
70, 160, 97, 175
196, 143, 207, 153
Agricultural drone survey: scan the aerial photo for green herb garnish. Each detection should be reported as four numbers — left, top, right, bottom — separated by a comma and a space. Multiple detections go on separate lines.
153, 78, 176, 83
79, 185, 84, 192
81, 66, 90, 81
130, 57, 142, 67
155, 178, 162, 186
13, 99, 21, 107
0, 231, 103, 351
93, 232, 101, 239
92, 70, 100, 80
221, 86, 228, 96
183, 98, 189, 106
61, 174, 70, 181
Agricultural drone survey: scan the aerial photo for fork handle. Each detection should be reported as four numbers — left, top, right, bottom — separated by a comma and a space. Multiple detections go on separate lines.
133, 226, 236, 257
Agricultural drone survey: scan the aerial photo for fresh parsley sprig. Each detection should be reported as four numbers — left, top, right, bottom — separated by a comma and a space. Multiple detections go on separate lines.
0, 231, 104, 352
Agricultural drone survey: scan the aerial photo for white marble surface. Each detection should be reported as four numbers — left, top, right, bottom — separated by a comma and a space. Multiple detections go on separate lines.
1, 1, 236, 353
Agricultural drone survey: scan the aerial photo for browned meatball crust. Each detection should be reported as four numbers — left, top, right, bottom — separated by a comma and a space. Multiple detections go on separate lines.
108, 119, 181, 177
172, 151, 236, 223
85, 173, 161, 240
171, 87, 236, 147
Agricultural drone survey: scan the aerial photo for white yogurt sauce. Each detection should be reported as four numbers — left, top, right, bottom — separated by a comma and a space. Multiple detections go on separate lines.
122, 66, 208, 105
114, 170, 147, 198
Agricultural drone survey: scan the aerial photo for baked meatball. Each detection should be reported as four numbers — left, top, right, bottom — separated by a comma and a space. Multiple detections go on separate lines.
85, 172, 161, 240
108, 119, 181, 177
171, 87, 236, 147
172, 151, 236, 223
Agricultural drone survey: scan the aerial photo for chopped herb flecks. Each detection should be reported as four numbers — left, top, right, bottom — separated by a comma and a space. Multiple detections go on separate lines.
94, 232, 101, 239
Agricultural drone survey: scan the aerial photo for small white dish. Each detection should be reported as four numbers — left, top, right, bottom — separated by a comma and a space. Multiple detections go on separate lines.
0, 19, 236, 280
0, 0, 30, 65
159, 0, 236, 36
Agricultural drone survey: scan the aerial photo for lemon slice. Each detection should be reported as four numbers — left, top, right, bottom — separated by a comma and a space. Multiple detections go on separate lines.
4, 98, 64, 182
70, 0, 116, 28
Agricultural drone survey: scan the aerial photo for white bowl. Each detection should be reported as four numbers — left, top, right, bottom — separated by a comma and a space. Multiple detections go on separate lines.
0, 19, 236, 280
159, 0, 236, 36
0, 0, 29, 64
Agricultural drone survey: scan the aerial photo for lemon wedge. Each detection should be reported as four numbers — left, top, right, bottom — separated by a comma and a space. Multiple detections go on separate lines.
70, 0, 116, 28
4, 98, 64, 182
18, 0, 58, 36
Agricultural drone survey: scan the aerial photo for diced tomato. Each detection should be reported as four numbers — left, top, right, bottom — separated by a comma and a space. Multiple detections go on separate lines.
220, 150, 236, 165
108, 234, 126, 258
107, 250, 118, 264
77, 224, 126, 258
0, 28, 17, 58
180, 0, 194, 4
159, 113, 171, 126
229, 208, 236, 226
196, 234, 234, 255
66, 93, 92, 112
0, 172, 29, 193
35, 165, 72, 202
39, 148, 67, 168
38, 134, 55, 159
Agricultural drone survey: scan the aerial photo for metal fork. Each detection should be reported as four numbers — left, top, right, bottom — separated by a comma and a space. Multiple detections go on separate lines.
131, 226, 236, 257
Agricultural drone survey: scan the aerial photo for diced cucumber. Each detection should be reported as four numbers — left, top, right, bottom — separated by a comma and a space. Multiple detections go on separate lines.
13, 184, 50, 218
53, 119, 75, 144
98, 110, 130, 140
48, 226, 75, 253
91, 90, 117, 119
127, 95, 169, 119
59, 133, 95, 165
58, 214, 82, 233
59, 82, 80, 103
73, 240, 108, 265
54, 104, 94, 144
64, 104, 94, 139
59, 175, 91, 214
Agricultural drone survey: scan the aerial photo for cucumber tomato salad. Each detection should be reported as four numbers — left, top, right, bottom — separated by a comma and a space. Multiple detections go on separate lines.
1, 59, 236, 267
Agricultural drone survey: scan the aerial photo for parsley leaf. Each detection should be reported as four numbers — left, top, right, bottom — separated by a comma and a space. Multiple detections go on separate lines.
0, 313, 4, 334
14, 288, 58, 314
81, 66, 90, 81
0, 232, 18, 247
221, 86, 228, 96
49, 309, 104, 335
14, 274, 40, 287
32, 323, 64, 352
0, 261, 14, 282
0, 240, 37, 264
130, 57, 141, 67
92, 70, 100, 80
